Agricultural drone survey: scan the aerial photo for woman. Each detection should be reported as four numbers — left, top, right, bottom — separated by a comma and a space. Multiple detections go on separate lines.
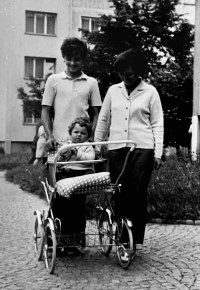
94, 48, 163, 255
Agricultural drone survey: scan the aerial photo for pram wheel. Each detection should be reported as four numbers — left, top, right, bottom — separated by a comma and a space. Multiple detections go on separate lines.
98, 210, 113, 256
33, 217, 44, 261
116, 219, 133, 269
44, 222, 57, 274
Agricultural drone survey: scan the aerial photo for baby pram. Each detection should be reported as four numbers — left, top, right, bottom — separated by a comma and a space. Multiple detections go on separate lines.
33, 140, 136, 274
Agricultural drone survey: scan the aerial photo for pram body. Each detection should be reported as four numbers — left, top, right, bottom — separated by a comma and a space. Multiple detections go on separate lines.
33, 140, 136, 274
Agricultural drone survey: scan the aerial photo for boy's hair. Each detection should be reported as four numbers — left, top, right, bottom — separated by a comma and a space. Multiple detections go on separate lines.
68, 117, 93, 138
113, 48, 148, 78
60, 37, 87, 59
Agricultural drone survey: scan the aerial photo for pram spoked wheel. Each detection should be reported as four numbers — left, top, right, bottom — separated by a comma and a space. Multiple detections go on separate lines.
115, 219, 134, 269
33, 216, 44, 261
98, 210, 113, 256
44, 222, 57, 274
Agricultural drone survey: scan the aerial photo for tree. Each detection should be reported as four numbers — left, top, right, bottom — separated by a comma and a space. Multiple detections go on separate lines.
82, 0, 194, 147
17, 78, 44, 119
17, 74, 53, 121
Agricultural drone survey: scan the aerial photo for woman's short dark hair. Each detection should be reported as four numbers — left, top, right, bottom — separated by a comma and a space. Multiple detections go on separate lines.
113, 48, 148, 78
60, 37, 87, 59
68, 117, 93, 138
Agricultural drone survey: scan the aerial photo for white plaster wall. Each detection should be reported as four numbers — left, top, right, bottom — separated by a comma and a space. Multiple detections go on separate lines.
73, 0, 111, 9
0, 0, 70, 142
0, 1, 8, 141
72, 7, 113, 38
0, 0, 113, 145
176, 0, 195, 25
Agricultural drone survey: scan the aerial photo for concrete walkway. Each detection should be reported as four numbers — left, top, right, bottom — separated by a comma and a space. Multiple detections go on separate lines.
0, 171, 200, 290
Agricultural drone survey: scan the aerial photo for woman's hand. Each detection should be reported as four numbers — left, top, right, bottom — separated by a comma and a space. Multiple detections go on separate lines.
154, 157, 162, 170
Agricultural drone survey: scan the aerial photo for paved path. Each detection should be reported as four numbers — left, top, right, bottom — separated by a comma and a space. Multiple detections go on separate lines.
0, 171, 200, 290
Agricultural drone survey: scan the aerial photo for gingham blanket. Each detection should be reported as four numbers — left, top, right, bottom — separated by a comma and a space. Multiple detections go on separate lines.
55, 172, 111, 197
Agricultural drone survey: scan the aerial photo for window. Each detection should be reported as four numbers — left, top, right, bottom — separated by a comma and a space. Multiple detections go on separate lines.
25, 57, 56, 79
81, 17, 100, 33
24, 112, 40, 124
25, 11, 56, 35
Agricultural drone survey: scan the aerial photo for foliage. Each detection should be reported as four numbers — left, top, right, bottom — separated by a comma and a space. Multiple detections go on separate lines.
148, 153, 200, 222
17, 78, 45, 117
5, 165, 45, 199
0, 153, 30, 170
1, 151, 200, 221
82, 0, 194, 147
17, 73, 52, 118
0, 153, 45, 198
150, 60, 193, 147
0, 147, 5, 154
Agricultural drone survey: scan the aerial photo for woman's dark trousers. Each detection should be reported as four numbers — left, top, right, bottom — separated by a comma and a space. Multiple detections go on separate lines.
108, 148, 154, 245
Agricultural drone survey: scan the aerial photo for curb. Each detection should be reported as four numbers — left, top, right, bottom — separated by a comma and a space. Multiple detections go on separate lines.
148, 218, 200, 226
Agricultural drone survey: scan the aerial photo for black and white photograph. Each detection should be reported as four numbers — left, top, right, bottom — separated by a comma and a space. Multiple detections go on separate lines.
0, 1, 199, 289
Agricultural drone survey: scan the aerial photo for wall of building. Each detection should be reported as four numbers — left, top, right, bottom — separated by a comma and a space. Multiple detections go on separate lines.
0, 0, 112, 153
73, 0, 111, 9
0, 2, 9, 143
0, 0, 195, 153
177, 0, 195, 25
1, 0, 71, 152
72, 1, 113, 38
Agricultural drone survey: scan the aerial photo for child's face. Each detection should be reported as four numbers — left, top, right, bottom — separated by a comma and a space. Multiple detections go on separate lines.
71, 124, 89, 143
64, 52, 84, 77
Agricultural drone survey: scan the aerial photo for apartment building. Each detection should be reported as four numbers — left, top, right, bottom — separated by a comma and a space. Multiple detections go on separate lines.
0, 0, 112, 154
0, 0, 195, 154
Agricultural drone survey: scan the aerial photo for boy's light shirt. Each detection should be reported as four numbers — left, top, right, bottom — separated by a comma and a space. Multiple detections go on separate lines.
42, 71, 102, 141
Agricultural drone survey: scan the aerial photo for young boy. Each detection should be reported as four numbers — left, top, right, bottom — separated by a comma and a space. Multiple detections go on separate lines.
57, 117, 95, 179
41, 37, 102, 151
52, 117, 95, 247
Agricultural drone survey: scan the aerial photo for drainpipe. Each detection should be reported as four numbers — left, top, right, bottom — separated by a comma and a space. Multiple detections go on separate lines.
192, 0, 200, 160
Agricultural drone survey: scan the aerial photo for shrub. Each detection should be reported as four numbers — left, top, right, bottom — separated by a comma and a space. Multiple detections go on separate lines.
0, 153, 45, 199
5, 163, 46, 199
1, 152, 200, 221
0, 148, 4, 154
148, 154, 200, 222
0, 153, 30, 170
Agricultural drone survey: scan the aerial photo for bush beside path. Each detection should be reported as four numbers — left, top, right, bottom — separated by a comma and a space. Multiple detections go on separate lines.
1, 152, 200, 223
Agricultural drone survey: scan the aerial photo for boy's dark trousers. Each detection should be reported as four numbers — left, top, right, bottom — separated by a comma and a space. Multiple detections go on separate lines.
51, 169, 94, 244
108, 147, 154, 245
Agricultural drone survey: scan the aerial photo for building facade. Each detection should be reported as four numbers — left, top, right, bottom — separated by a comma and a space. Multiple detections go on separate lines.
0, 0, 196, 154
0, 0, 112, 154
177, 0, 195, 24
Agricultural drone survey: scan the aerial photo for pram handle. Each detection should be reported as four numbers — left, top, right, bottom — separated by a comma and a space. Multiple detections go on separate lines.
54, 140, 137, 164
56, 140, 136, 152
50, 140, 137, 186
53, 160, 107, 165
